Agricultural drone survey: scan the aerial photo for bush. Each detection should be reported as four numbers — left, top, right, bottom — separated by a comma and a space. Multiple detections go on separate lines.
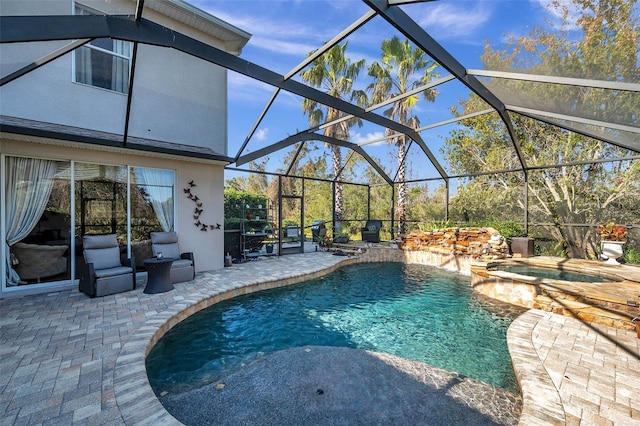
623, 246, 640, 265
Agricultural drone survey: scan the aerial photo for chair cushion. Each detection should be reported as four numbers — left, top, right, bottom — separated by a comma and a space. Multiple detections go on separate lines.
83, 234, 119, 249
151, 232, 181, 259
85, 246, 122, 270
94, 266, 133, 279
172, 258, 193, 269
153, 242, 180, 259
151, 231, 178, 245
83, 234, 121, 270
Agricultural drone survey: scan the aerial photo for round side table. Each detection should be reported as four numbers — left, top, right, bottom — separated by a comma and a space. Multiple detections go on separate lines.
143, 258, 174, 294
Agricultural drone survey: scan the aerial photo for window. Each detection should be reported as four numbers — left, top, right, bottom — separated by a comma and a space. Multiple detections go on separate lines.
74, 4, 132, 93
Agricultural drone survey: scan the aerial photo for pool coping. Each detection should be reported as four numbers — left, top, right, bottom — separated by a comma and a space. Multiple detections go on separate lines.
507, 310, 566, 425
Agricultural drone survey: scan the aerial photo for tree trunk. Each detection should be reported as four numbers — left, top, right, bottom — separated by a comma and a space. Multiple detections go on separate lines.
397, 136, 407, 235
332, 144, 343, 224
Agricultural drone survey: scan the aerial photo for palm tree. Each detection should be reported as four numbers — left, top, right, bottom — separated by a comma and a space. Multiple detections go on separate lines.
300, 42, 366, 233
367, 36, 439, 235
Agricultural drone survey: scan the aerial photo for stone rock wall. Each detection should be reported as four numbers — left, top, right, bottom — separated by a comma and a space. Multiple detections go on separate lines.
399, 227, 511, 260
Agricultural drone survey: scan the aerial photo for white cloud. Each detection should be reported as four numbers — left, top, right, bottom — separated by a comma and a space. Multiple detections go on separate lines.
197, 3, 338, 58
255, 128, 269, 141
249, 37, 322, 57
351, 131, 386, 146
414, 2, 492, 40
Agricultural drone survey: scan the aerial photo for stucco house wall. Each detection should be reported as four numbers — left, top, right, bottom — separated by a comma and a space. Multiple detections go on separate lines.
0, 0, 250, 296
0, 0, 230, 155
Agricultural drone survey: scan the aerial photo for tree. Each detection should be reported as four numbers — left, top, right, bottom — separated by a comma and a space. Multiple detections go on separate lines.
225, 158, 269, 195
444, 0, 640, 258
300, 42, 366, 232
367, 36, 439, 235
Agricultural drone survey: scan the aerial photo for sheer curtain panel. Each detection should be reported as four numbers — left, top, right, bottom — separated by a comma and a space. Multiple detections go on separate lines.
5, 157, 57, 285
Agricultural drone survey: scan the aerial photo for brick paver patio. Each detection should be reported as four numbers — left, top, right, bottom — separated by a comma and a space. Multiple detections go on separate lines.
1, 252, 638, 425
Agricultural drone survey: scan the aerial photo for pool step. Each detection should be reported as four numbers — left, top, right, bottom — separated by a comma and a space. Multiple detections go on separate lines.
533, 294, 636, 331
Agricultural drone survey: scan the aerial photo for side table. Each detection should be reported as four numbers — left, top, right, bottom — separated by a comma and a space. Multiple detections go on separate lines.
143, 258, 174, 294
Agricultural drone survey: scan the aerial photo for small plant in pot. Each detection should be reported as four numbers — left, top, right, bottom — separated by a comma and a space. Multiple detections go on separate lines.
596, 222, 628, 265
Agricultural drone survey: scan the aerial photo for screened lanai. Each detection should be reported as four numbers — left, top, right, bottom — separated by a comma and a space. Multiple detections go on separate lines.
1, 0, 639, 262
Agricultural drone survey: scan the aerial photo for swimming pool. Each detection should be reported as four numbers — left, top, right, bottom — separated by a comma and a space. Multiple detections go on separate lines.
146, 262, 526, 396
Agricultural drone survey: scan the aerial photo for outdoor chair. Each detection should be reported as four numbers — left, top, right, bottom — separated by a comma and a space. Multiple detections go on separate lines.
79, 234, 135, 297
361, 220, 382, 243
12, 242, 68, 282
150, 231, 195, 284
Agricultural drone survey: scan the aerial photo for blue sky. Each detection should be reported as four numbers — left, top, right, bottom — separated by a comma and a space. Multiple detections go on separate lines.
190, 0, 564, 182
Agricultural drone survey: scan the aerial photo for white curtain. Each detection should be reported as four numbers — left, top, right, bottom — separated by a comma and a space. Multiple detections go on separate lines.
5, 157, 57, 286
135, 168, 174, 232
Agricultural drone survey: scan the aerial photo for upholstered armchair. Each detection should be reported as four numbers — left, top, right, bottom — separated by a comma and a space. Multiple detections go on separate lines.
79, 234, 135, 297
150, 232, 195, 284
361, 220, 382, 243
12, 242, 68, 282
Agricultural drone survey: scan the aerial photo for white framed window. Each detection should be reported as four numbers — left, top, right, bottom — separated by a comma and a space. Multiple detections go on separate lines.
73, 4, 132, 93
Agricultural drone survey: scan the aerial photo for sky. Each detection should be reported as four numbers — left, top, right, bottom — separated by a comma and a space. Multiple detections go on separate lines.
187, 0, 568, 183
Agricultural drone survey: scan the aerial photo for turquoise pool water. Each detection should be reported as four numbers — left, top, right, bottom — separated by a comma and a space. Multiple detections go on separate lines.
498, 265, 609, 283
146, 263, 525, 395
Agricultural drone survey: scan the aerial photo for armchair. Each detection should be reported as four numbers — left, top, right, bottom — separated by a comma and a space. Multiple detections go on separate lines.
79, 234, 135, 297
150, 232, 195, 284
361, 220, 382, 243
12, 242, 68, 282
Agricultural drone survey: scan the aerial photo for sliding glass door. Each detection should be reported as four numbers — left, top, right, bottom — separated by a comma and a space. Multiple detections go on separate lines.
3, 156, 175, 290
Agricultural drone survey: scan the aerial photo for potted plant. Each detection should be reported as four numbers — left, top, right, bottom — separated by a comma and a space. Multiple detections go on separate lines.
265, 242, 274, 254
596, 222, 628, 265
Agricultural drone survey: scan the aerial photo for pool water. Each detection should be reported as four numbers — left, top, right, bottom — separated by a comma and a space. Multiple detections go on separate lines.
146, 263, 525, 395
498, 265, 609, 283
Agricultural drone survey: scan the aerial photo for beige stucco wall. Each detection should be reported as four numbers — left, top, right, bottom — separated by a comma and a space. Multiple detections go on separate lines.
1, 138, 225, 275
0, 0, 230, 154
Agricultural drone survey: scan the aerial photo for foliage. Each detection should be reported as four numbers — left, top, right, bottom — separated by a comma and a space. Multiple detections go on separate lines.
405, 183, 447, 229
225, 159, 269, 195
595, 222, 628, 241
418, 220, 452, 231
443, 0, 640, 259
490, 220, 526, 239
623, 246, 640, 265
300, 42, 366, 223
368, 36, 440, 235
223, 188, 268, 225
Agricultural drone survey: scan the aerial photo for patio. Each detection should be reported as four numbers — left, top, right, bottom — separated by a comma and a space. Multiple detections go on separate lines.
1, 251, 638, 425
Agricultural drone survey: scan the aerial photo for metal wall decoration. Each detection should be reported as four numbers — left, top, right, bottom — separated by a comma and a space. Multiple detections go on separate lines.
184, 180, 221, 231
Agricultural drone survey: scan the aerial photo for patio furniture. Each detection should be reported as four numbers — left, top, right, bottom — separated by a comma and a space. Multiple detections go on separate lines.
150, 232, 195, 283
79, 234, 135, 297
361, 220, 382, 243
12, 242, 68, 282
143, 257, 174, 294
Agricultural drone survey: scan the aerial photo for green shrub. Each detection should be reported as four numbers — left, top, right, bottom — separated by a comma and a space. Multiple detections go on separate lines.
623, 246, 640, 265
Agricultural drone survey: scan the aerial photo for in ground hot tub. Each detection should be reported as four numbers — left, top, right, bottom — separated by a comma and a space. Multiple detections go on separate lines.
491, 264, 611, 283
470, 257, 638, 331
